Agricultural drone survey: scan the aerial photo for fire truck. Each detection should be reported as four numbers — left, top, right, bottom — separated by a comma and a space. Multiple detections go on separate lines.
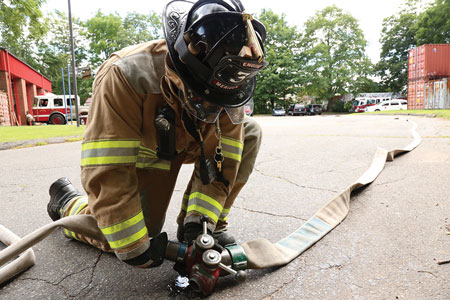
32, 93, 89, 125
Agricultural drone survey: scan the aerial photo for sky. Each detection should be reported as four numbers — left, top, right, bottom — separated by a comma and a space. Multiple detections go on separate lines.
43, 0, 429, 63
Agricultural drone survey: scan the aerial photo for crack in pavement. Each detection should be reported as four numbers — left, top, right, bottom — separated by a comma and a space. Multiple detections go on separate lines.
417, 270, 437, 278
72, 252, 103, 298
373, 176, 406, 187
18, 252, 104, 299
18, 277, 71, 298
254, 167, 338, 193
233, 204, 308, 221
260, 259, 306, 300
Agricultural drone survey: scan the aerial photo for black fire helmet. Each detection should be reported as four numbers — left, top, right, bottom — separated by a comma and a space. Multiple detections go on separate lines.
162, 0, 268, 108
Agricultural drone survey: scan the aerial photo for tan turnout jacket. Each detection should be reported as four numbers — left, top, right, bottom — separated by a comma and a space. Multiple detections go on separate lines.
63, 40, 261, 267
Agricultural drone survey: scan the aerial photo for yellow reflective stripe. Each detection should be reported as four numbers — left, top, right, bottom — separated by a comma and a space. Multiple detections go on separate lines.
221, 137, 243, 150
100, 211, 144, 235
222, 151, 241, 161
69, 198, 88, 216
136, 146, 171, 170
64, 229, 79, 240
219, 208, 230, 222
107, 226, 148, 249
138, 146, 157, 156
187, 205, 219, 223
189, 192, 223, 211
71, 203, 87, 216
82, 156, 138, 166
82, 140, 140, 150
136, 161, 170, 170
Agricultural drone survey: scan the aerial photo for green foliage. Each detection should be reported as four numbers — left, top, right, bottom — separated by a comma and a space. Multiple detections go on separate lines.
0, 0, 48, 66
377, 0, 450, 94
376, 1, 421, 94
35, 11, 88, 99
415, 0, 450, 44
123, 12, 163, 45
253, 9, 300, 113
84, 11, 162, 68
298, 5, 371, 101
84, 11, 127, 66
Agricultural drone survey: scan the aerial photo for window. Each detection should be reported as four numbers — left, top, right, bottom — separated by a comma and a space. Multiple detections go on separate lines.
391, 101, 399, 106
382, 103, 389, 106
54, 98, 63, 107
39, 99, 48, 107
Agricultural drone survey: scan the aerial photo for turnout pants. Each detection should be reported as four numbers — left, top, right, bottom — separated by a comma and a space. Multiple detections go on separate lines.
62, 117, 262, 253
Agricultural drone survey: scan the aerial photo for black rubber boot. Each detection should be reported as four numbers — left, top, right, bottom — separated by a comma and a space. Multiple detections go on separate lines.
47, 177, 83, 221
178, 223, 236, 247
212, 230, 235, 246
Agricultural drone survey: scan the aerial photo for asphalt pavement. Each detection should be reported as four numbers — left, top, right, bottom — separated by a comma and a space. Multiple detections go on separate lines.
0, 114, 449, 300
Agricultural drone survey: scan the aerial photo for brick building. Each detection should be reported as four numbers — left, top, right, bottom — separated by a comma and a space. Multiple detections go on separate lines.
0, 48, 52, 126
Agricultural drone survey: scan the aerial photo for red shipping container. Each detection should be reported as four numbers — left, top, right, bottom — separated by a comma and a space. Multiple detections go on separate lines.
408, 78, 425, 110
408, 44, 450, 81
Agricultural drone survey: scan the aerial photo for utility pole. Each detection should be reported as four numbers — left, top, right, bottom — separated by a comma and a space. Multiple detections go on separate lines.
68, 0, 80, 127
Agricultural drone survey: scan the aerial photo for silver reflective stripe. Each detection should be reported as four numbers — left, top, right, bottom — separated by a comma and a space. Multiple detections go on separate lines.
221, 137, 243, 162
103, 218, 146, 244
115, 239, 151, 261
81, 140, 140, 167
219, 208, 230, 222
186, 192, 223, 223
81, 147, 139, 159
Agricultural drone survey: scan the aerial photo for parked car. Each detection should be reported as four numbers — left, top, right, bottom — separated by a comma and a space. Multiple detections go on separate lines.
365, 99, 408, 112
287, 104, 306, 116
306, 104, 322, 115
272, 107, 286, 116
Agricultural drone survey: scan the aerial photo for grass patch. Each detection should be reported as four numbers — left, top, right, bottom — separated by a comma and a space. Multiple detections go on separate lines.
0, 125, 85, 142
364, 109, 450, 120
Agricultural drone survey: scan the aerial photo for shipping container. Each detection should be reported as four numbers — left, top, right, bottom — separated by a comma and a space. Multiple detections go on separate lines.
408, 44, 450, 81
424, 78, 450, 109
408, 78, 425, 110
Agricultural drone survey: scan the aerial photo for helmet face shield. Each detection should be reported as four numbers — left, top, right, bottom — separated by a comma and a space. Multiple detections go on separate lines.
163, 0, 269, 109
224, 106, 245, 124
180, 88, 246, 124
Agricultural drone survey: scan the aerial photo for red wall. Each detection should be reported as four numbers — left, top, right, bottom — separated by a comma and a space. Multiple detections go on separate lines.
0, 49, 52, 91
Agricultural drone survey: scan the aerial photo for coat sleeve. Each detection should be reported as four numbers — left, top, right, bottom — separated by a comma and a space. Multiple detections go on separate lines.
81, 65, 155, 267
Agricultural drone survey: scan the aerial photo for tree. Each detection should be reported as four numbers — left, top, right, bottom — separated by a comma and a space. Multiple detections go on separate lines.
415, 0, 450, 44
123, 12, 163, 45
84, 11, 126, 67
0, 0, 48, 66
253, 9, 300, 113
36, 11, 89, 100
84, 11, 163, 68
376, 1, 422, 94
298, 5, 371, 102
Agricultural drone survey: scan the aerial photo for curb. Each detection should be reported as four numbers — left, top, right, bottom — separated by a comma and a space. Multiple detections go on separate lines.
0, 136, 82, 151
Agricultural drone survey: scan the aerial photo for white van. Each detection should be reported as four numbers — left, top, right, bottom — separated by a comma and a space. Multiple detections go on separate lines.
365, 99, 408, 112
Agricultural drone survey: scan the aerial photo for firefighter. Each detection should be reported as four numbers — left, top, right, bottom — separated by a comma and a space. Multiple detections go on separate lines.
47, 0, 267, 268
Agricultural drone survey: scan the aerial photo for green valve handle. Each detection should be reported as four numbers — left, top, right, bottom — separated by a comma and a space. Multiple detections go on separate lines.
225, 243, 248, 271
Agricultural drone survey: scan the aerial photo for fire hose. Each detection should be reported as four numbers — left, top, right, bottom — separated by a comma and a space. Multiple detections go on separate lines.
0, 119, 421, 295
